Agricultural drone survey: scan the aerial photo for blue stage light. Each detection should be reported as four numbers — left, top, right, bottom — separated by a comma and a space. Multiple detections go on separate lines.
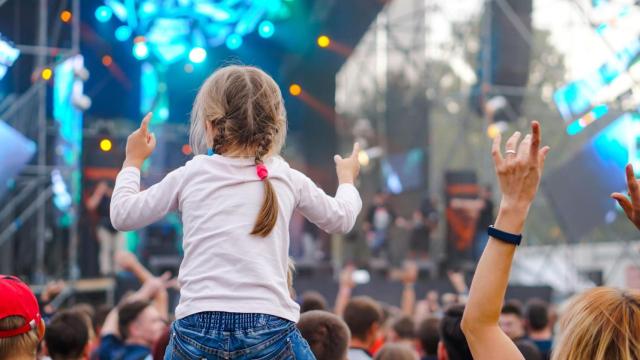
115, 26, 132, 41
158, 106, 169, 120
140, 1, 157, 15
95, 6, 113, 22
105, 0, 128, 22
258, 21, 275, 38
188, 47, 207, 63
133, 42, 149, 60
226, 34, 243, 50
0, 34, 20, 80
195, 2, 233, 22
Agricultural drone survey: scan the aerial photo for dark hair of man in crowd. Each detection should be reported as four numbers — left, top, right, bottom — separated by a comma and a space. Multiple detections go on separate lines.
118, 300, 150, 340
525, 298, 549, 331
417, 317, 440, 356
343, 296, 382, 341
391, 315, 416, 340
440, 304, 473, 360
44, 311, 89, 360
69, 304, 95, 324
297, 310, 351, 360
93, 304, 112, 334
501, 300, 524, 317
300, 291, 328, 313
374, 343, 417, 360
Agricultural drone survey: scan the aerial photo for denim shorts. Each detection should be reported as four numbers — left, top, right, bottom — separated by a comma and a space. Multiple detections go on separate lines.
164, 312, 316, 360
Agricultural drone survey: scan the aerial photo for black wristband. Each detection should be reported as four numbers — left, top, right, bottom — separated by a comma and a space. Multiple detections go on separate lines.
487, 225, 522, 246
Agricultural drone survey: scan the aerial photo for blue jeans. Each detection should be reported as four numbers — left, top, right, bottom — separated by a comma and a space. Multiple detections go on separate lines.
164, 312, 316, 360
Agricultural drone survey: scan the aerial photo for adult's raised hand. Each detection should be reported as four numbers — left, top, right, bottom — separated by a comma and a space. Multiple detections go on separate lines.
492, 121, 550, 211
612, 164, 640, 230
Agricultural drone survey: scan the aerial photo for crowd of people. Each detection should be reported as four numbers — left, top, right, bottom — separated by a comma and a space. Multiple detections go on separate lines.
1, 65, 639, 360
0, 249, 556, 360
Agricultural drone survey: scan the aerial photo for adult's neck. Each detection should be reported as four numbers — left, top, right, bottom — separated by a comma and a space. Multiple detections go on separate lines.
528, 328, 552, 340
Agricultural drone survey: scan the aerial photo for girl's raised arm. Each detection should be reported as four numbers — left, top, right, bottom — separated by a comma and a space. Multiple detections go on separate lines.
294, 143, 362, 234
110, 113, 184, 231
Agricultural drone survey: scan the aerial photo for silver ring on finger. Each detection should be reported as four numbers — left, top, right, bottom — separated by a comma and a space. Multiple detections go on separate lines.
505, 150, 517, 157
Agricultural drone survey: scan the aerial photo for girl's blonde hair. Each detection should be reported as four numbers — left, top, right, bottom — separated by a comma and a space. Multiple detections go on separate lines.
552, 287, 640, 360
189, 65, 287, 237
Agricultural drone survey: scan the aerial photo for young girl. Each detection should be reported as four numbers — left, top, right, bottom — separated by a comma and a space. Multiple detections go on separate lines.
110, 65, 362, 359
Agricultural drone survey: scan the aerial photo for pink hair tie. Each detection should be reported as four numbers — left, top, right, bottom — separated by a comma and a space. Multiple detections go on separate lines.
256, 164, 268, 180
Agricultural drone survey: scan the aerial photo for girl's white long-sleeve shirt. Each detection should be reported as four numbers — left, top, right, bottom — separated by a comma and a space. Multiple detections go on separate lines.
110, 155, 362, 322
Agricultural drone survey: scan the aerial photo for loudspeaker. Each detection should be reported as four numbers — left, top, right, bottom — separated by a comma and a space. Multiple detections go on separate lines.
472, 0, 532, 122
444, 171, 479, 270
490, 0, 532, 122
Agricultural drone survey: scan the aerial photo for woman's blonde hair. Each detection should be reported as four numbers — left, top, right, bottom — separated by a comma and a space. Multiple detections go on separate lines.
189, 65, 287, 237
552, 287, 640, 360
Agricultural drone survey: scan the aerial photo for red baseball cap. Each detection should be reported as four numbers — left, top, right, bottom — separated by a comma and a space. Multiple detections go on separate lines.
0, 275, 41, 338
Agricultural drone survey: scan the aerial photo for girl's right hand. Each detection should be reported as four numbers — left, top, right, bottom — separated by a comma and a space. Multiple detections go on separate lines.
334, 142, 361, 185
124, 112, 156, 169
612, 164, 640, 230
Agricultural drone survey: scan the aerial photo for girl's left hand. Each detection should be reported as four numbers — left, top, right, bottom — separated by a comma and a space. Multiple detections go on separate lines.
124, 112, 156, 169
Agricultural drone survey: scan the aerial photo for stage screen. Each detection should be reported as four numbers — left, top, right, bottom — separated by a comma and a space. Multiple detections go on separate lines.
381, 148, 425, 194
0, 120, 36, 197
543, 113, 639, 241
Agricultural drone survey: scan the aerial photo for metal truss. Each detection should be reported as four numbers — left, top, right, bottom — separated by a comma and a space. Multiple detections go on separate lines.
0, 0, 81, 284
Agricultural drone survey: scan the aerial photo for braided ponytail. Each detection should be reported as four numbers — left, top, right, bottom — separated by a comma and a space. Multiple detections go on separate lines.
211, 116, 228, 155
250, 133, 278, 237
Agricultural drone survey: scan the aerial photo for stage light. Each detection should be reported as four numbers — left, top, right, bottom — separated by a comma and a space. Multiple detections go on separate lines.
0, 35, 20, 81
358, 150, 370, 167
141, 1, 157, 15
181, 144, 192, 155
101, 55, 113, 66
188, 47, 207, 63
60, 10, 72, 23
105, 0, 128, 22
317, 35, 330, 48
115, 26, 132, 41
41, 68, 52, 80
195, 2, 232, 21
158, 106, 169, 120
99, 138, 112, 152
133, 42, 149, 60
487, 121, 508, 139
95, 6, 113, 23
226, 34, 243, 50
258, 21, 275, 38
289, 84, 301, 96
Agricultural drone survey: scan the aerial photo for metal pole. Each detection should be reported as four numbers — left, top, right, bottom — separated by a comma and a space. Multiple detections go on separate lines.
482, 0, 493, 185
68, 0, 82, 281
0, 187, 54, 248
34, 0, 48, 285
72, 0, 80, 54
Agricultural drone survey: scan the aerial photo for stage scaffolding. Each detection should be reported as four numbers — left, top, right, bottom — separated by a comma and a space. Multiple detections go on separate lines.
0, 0, 83, 287
334, 0, 640, 294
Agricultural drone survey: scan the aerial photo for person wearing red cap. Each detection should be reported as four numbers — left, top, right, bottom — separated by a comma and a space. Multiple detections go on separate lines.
0, 275, 46, 360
